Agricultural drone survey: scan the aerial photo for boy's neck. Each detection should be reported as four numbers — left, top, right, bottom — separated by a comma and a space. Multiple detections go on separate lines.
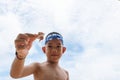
46, 60, 59, 67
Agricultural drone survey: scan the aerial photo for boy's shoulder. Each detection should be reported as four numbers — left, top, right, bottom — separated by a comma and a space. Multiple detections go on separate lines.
61, 68, 69, 76
31, 62, 44, 66
31, 62, 48, 68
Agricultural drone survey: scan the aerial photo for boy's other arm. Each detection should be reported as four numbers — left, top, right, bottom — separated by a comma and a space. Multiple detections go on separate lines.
65, 70, 69, 80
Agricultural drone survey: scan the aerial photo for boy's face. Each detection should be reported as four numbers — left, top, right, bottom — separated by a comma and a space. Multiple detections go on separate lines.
42, 39, 66, 63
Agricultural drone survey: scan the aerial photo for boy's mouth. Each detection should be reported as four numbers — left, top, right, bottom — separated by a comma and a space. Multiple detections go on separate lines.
51, 54, 59, 56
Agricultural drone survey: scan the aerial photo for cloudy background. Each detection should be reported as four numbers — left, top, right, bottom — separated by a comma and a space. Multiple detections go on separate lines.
0, 0, 120, 80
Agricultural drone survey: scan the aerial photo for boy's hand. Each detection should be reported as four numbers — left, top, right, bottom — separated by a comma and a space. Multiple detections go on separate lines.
15, 32, 44, 58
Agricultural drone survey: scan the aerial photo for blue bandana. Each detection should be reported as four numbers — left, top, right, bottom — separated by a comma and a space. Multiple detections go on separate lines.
45, 33, 63, 44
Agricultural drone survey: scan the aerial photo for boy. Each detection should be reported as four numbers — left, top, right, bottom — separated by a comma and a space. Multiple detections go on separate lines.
10, 32, 69, 80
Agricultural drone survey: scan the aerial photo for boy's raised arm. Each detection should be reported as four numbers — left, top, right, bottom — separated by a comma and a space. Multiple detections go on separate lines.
10, 32, 44, 78
10, 58, 38, 78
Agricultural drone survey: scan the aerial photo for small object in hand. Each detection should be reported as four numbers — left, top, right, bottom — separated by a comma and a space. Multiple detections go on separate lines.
37, 32, 44, 41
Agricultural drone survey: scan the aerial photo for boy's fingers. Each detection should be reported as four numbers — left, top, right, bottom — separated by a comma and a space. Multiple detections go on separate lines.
38, 32, 44, 35
25, 33, 37, 41
17, 33, 28, 37
25, 32, 45, 41
15, 39, 27, 50
15, 32, 44, 50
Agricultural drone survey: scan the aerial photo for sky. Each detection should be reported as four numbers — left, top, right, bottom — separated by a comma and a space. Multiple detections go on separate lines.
0, 0, 120, 80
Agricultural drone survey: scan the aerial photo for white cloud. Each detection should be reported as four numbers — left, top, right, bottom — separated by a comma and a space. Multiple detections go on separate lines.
0, 12, 24, 79
0, 0, 120, 80
68, 47, 120, 80
0, 13, 23, 54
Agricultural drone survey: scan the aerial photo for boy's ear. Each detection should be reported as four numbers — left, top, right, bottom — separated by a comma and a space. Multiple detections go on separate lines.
62, 47, 66, 53
42, 46, 46, 53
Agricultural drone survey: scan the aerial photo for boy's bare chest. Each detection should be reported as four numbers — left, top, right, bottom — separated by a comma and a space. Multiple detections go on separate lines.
34, 66, 67, 80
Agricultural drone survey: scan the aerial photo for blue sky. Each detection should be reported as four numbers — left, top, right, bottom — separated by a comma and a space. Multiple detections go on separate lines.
0, 0, 120, 80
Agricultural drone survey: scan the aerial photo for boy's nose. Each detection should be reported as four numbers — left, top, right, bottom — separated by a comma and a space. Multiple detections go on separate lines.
52, 48, 57, 52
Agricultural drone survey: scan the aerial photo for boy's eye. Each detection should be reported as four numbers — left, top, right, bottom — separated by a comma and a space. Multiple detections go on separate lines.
47, 45, 62, 49
48, 46, 52, 48
57, 46, 61, 48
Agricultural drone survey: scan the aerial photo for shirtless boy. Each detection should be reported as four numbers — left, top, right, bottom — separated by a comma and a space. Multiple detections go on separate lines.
10, 32, 69, 80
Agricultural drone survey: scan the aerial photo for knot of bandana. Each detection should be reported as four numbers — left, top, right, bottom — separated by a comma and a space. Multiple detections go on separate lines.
45, 33, 63, 44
